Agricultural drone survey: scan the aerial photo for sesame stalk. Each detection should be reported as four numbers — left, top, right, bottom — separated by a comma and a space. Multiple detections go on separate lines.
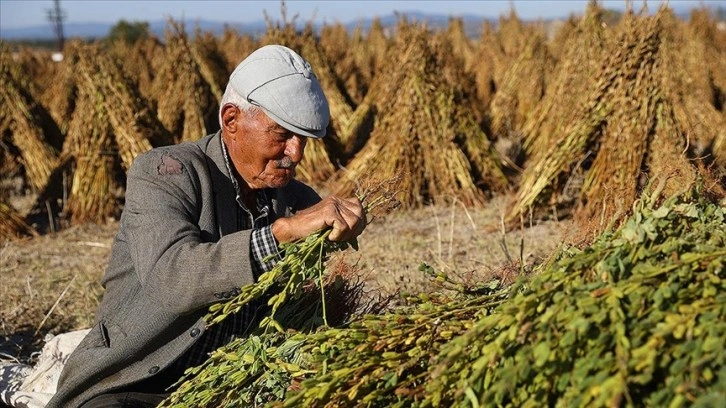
205, 176, 402, 333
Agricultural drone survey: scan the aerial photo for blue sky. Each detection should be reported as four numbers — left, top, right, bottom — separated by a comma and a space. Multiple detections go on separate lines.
0, 1, 660, 29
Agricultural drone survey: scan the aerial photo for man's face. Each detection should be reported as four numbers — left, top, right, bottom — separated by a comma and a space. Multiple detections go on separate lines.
229, 107, 307, 189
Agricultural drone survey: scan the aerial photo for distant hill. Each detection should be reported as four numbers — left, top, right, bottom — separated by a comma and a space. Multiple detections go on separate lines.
0, 4, 720, 41
0, 20, 264, 40
0, 12, 493, 41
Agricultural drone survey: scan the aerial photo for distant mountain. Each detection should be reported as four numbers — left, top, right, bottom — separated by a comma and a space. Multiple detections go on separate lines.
2, 12, 504, 41
0, 4, 720, 41
0, 19, 268, 40
1, 22, 110, 40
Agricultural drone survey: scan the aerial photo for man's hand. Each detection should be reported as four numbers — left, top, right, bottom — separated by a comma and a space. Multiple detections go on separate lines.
271, 196, 367, 243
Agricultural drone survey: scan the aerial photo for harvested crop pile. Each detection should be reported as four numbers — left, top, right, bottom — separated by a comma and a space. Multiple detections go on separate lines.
160, 179, 402, 407
322, 19, 391, 160
61, 83, 118, 225
8, 46, 59, 98
151, 20, 219, 143
39, 41, 81, 135
431, 20, 481, 118
190, 28, 230, 104
471, 22, 502, 110
49, 43, 171, 225
319, 23, 368, 107
163, 182, 725, 407
470, 10, 537, 113
109, 36, 163, 103
487, 31, 552, 142
422, 186, 726, 407
218, 27, 259, 73
349, 17, 390, 105
443, 18, 476, 72
507, 8, 726, 231
0, 200, 37, 242
0, 45, 62, 192
678, 8, 726, 170
521, 2, 612, 159
330, 25, 508, 209
73, 44, 169, 170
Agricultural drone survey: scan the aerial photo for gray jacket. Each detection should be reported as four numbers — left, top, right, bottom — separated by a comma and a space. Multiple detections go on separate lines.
48, 132, 320, 408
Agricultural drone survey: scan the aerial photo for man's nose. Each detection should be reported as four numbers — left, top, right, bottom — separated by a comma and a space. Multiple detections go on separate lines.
284, 136, 306, 163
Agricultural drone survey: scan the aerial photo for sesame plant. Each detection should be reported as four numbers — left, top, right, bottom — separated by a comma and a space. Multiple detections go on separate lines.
163, 181, 726, 407
159, 177, 403, 407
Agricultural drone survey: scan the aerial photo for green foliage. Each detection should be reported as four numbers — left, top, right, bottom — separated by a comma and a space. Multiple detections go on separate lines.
160, 179, 403, 407
425, 191, 726, 407
106, 20, 150, 45
160, 228, 354, 407
163, 187, 725, 407
206, 229, 353, 332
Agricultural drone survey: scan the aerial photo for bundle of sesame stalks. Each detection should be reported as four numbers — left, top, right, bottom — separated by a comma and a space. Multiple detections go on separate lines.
508, 6, 726, 231
73, 43, 168, 170
164, 180, 725, 407
159, 177, 402, 407
487, 31, 551, 142
0, 44, 61, 192
0, 200, 37, 242
205, 176, 402, 331
152, 19, 219, 143
331, 24, 508, 209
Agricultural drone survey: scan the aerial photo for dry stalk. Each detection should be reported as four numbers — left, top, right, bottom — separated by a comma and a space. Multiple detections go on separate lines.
218, 27, 259, 73
331, 24, 508, 209
0, 200, 37, 242
488, 32, 552, 142
151, 19, 218, 143
109, 36, 163, 103
62, 83, 119, 225
507, 7, 725, 233
74, 43, 168, 170
39, 41, 82, 135
521, 1, 612, 158
0, 44, 61, 192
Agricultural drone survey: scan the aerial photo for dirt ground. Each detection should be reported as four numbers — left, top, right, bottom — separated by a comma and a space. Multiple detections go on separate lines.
0, 193, 570, 364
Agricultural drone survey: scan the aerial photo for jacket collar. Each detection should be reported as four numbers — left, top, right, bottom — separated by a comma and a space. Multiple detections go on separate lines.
203, 131, 238, 236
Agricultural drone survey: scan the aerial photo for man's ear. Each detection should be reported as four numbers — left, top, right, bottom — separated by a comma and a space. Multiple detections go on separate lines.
221, 103, 240, 138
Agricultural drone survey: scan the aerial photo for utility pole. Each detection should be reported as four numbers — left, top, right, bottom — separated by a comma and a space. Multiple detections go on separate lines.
46, 0, 66, 53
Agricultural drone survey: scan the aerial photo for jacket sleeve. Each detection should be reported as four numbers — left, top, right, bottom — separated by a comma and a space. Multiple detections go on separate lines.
121, 149, 255, 315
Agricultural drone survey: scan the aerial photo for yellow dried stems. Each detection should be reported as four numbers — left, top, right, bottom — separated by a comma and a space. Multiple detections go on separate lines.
331, 26, 508, 208
0, 46, 60, 192
152, 20, 219, 143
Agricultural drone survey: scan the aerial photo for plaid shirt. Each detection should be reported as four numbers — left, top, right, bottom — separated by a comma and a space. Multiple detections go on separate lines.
161, 138, 282, 385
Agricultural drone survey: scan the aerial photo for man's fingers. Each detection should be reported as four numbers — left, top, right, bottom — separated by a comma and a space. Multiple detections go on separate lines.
328, 211, 357, 241
327, 198, 366, 242
278, 195, 368, 243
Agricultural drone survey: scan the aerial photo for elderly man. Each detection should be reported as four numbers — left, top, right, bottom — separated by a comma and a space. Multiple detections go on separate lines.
48, 45, 366, 408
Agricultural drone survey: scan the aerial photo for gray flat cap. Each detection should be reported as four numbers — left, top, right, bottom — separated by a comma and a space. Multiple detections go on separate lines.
229, 45, 330, 138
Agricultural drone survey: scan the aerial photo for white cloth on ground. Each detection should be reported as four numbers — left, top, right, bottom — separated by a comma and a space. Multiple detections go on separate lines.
0, 329, 89, 408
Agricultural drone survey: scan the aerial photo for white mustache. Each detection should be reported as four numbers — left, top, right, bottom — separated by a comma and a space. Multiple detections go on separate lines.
276, 157, 295, 169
